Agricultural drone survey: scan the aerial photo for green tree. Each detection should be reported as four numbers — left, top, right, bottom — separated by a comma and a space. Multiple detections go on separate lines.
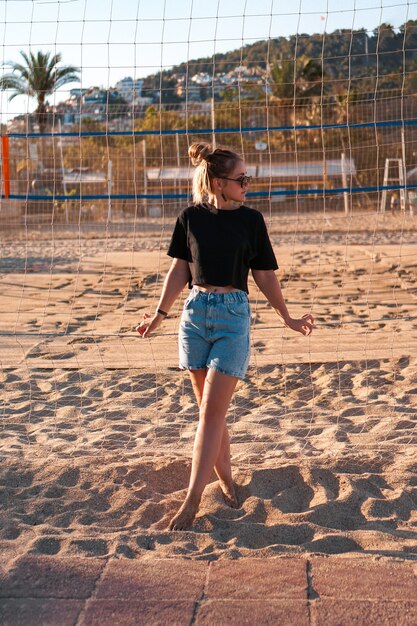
269, 55, 325, 151
0, 50, 79, 134
270, 55, 324, 101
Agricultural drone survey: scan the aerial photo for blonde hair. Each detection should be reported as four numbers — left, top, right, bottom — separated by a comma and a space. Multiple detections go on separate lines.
188, 142, 242, 204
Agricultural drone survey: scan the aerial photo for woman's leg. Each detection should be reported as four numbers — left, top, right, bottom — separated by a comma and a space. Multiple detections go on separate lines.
188, 369, 238, 508
168, 368, 238, 531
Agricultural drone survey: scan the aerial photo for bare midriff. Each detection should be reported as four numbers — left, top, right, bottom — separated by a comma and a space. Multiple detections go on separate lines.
195, 283, 240, 293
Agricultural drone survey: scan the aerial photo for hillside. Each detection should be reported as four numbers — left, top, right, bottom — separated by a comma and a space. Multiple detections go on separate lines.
142, 21, 417, 99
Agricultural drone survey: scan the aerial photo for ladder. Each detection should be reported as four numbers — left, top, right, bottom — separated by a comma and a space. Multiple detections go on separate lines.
379, 158, 407, 213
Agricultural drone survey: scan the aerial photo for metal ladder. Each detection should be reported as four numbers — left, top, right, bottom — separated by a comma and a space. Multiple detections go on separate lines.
379, 158, 407, 213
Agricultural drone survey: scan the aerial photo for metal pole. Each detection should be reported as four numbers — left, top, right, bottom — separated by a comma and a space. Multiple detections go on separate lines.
58, 120, 69, 224
175, 132, 180, 167
142, 139, 147, 216
341, 152, 349, 214
1, 134, 10, 199
211, 98, 216, 149
175, 133, 180, 208
380, 159, 389, 213
107, 159, 112, 222
401, 126, 408, 213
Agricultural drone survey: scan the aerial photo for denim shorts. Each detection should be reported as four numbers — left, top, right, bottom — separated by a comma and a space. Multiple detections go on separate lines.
179, 287, 251, 379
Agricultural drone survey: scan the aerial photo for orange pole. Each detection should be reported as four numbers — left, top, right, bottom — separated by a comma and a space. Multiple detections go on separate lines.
1, 135, 10, 199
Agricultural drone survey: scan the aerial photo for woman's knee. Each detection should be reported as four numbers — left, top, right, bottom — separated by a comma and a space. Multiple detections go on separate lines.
198, 406, 227, 426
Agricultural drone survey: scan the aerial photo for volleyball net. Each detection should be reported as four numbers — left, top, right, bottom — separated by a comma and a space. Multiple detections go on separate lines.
1, 1, 417, 462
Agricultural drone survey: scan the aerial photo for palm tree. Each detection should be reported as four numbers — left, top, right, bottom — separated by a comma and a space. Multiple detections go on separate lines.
268, 55, 325, 151
0, 50, 79, 134
270, 55, 324, 99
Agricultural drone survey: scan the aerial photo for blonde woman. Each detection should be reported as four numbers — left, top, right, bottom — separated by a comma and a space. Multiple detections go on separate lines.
137, 143, 314, 530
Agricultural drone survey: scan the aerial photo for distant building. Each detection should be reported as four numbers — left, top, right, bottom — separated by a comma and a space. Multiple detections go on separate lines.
7, 114, 32, 133
63, 112, 75, 125
115, 77, 144, 102
176, 74, 225, 101
72, 88, 127, 121
191, 72, 212, 86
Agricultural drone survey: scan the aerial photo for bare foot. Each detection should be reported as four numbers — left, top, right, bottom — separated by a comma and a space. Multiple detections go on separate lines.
168, 499, 199, 531
219, 480, 239, 508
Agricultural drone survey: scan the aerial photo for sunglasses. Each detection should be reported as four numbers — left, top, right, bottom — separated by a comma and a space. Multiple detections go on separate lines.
220, 175, 253, 188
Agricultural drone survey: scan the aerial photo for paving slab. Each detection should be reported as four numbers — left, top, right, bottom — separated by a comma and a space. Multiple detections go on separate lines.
0, 598, 84, 626
80, 599, 196, 626
312, 599, 417, 626
0, 555, 105, 599
311, 558, 417, 600
95, 558, 208, 600
195, 599, 309, 625
2, 555, 417, 626
206, 557, 307, 599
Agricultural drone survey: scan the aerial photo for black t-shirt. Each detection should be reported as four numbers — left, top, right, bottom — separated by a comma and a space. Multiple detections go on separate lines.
167, 204, 278, 293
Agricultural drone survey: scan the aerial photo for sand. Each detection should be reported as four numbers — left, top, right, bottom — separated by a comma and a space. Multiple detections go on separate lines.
1, 209, 417, 566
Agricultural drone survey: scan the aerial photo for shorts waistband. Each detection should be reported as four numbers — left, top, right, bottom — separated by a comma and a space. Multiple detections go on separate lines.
190, 286, 248, 303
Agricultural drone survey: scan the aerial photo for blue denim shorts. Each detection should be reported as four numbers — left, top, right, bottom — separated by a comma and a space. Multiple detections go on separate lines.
179, 287, 251, 379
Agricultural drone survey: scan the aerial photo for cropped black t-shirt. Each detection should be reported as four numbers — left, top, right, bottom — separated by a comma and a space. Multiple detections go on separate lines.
167, 204, 278, 293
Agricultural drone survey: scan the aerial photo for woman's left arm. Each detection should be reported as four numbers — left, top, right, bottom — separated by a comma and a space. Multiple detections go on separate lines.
251, 269, 314, 336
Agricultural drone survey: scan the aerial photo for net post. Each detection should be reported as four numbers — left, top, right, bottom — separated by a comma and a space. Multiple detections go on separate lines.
1, 135, 10, 199
401, 126, 409, 213
341, 152, 349, 214
380, 159, 389, 213
211, 97, 216, 149
142, 139, 147, 216
58, 119, 69, 224
107, 159, 113, 222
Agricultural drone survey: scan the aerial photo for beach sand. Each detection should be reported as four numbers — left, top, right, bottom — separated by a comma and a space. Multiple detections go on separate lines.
1, 209, 417, 567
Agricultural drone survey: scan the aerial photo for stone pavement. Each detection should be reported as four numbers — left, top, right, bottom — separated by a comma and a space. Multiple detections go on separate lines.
1, 555, 417, 625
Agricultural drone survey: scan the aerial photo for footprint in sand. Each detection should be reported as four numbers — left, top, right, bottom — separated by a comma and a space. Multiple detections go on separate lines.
1, 527, 21, 540
31, 537, 61, 555
1, 468, 34, 488
57, 468, 80, 487
141, 273, 160, 286
44, 486, 66, 499
307, 535, 361, 554
135, 534, 160, 550
115, 544, 136, 558
69, 539, 109, 556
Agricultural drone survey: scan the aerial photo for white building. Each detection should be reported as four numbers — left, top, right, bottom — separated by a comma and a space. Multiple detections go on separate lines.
115, 77, 144, 102
191, 72, 212, 86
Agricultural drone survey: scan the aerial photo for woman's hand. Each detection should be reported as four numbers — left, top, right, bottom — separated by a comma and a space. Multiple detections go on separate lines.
136, 312, 163, 338
285, 314, 315, 336
136, 258, 189, 338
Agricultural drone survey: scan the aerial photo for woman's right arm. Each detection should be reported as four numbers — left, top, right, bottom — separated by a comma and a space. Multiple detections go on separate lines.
136, 258, 190, 337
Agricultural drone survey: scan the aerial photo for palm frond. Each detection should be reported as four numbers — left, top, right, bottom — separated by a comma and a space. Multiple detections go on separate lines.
0, 49, 80, 118
0, 74, 31, 98
54, 72, 80, 91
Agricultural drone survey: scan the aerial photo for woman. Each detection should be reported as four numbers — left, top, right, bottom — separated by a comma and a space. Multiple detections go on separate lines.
137, 142, 314, 530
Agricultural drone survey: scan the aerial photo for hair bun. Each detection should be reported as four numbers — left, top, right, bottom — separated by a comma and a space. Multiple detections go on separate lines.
188, 142, 212, 167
